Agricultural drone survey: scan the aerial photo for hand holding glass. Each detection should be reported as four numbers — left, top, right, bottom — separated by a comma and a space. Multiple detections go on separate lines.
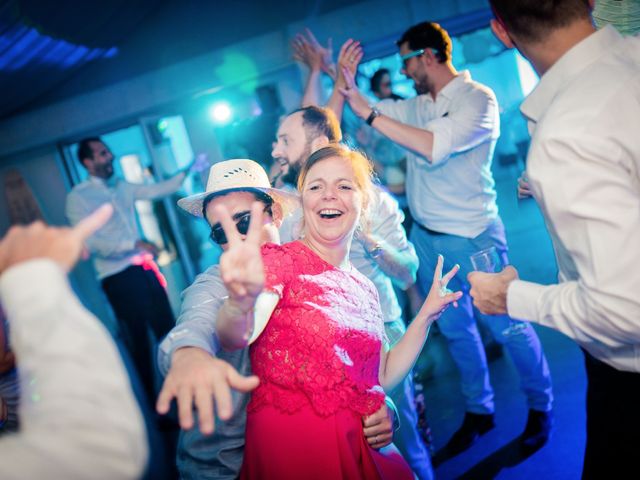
469, 247, 527, 336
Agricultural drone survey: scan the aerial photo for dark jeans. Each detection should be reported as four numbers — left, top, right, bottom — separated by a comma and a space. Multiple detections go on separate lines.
102, 265, 175, 406
582, 350, 640, 479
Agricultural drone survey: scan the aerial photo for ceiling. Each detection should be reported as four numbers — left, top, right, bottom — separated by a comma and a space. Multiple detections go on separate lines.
0, 0, 370, 120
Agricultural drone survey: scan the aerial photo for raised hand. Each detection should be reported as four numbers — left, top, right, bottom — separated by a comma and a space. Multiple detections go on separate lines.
214, 202, 266, 312
416, 255, 462, 324
517, 171, 533, 199
337, 38, 363, 83
292, 28, 335, 79
0, 204, 113, 274
338, 62, 373, 120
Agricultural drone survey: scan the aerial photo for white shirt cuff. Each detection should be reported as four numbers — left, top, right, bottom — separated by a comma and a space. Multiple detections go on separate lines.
507, 279, 547, 323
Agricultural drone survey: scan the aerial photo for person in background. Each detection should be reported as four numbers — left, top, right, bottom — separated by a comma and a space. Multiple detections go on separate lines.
469, 0, 640, 477
337, 20, 554, 454
66, 137, 191, 406
0, 205, 148, 479
371, 68, 404, 102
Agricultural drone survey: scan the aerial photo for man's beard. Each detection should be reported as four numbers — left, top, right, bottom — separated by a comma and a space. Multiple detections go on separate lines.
95, 163, 114, 179
279, 144, 311, 187
413, 71, 432, 95
280, 160, 302, 187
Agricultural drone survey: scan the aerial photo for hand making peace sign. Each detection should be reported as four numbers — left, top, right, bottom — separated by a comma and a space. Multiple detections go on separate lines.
416, 254, 463, 325
213, 202, 267, 312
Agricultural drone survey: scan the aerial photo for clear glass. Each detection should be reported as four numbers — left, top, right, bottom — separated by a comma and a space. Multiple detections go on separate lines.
469, 247, 527, 336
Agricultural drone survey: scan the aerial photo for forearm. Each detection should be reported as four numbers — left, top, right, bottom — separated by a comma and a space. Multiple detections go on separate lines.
215, 298, 255, 351
134, 171, 186, 200
361, 236, 417, 289
301, 68, 322, 107
508, 279, 640, 347
379, 315, 431, 391
327, 79, 347, 123
158, 318, 221, 375
369, 113, 435, 162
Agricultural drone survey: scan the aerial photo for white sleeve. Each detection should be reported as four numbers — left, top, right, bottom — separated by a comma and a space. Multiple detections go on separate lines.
0, 260, 148, 480
65, 192, 136, 257
424, 87, 498, 165
507, 132, 640, 351
132, 172, 185, 200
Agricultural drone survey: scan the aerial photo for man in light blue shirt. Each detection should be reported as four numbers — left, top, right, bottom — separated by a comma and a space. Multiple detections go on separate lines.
66, 137, 189, 406
340, 21, 554, 454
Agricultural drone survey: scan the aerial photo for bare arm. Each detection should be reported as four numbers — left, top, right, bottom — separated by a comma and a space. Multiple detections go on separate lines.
379, 256, 461, 391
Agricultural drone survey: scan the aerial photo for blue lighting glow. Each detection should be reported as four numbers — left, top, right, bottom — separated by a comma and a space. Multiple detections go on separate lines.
209, 102, 233, 124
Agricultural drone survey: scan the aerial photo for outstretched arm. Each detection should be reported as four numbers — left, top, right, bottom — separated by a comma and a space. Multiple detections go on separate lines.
379, 255, 461, 391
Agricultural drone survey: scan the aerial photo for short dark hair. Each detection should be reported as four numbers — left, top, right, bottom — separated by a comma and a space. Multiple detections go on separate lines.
370, 68, 390, 94
397, 22, 452, 63
291, 106, 342, 143
77, 137, 103, 167
201, 189, 273, 219
489, 0, 591, 43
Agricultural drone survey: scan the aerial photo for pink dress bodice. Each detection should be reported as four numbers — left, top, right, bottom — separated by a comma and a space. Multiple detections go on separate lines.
248, 241, 388, 417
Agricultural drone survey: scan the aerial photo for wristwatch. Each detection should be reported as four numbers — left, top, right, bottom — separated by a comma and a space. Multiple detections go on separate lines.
368, 242, 383, 259
365, 107, 381, 126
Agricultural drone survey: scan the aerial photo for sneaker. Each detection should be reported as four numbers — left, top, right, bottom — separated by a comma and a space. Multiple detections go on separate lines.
444, 412, 495, 455
520, 409, 553, 452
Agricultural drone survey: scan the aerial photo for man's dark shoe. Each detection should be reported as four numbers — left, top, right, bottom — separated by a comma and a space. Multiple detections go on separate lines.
520, 409, 553, 452
444, 412, 495, 455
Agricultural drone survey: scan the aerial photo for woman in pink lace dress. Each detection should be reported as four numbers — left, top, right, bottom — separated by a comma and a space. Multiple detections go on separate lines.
214, 145, 461, 479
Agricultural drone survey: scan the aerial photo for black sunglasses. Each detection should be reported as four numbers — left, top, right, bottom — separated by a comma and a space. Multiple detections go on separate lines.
209, 204, 273, 245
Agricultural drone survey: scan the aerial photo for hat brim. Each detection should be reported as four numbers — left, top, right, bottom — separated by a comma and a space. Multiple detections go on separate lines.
178, 186, 300, 219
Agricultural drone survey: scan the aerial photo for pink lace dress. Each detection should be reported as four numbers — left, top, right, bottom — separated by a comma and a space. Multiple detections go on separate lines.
239, 241, 412, 479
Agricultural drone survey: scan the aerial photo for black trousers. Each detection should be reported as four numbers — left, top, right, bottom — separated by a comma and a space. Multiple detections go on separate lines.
102, 265, 175, 405
582, 350, 640, 479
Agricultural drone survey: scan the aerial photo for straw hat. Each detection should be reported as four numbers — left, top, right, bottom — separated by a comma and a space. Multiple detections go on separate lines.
178, 159, 299, 218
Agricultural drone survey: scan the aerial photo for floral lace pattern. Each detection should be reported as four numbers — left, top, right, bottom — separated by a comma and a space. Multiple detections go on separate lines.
249, 241, 387, 417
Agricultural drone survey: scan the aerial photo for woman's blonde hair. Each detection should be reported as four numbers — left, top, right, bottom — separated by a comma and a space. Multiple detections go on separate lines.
297, 144, 374, 232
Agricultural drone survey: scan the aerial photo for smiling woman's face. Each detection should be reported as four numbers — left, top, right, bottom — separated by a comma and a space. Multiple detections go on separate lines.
301, 155, 363, 249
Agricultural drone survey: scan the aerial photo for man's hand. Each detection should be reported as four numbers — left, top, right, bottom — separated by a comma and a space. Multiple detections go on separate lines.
338, 63, 371, 120
517, 171, 533, 199
0, 204, 113, 274
292, 28, 335, 78
156, 347, 259, 434
363, 402, 394, 450
135, 239, 160, 257
216, 202, 265, 312
468, 266, 519, 315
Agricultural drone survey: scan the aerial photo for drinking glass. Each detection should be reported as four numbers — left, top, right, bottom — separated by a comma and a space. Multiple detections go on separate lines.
470, 246, 527, 336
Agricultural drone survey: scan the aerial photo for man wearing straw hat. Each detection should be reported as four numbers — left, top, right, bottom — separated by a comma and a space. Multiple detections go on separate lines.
157, 159, 397, 479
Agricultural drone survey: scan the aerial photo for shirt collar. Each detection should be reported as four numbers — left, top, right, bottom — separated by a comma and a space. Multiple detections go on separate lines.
521, 25, 622, 124
424, 70, 471, 103
89, 175, 118, 188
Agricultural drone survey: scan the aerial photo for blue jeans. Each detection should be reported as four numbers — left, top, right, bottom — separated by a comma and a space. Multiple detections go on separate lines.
410, 218, 553, 414
386, 320, 434, 480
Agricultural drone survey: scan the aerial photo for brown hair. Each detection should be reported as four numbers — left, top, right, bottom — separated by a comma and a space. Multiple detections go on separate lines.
489, 0, 591, 43
297, 144, 374, 231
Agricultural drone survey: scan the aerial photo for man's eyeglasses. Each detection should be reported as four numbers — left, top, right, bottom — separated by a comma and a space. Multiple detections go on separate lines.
209, 204, 273, 245
399, 48, 438, 69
